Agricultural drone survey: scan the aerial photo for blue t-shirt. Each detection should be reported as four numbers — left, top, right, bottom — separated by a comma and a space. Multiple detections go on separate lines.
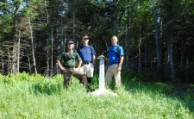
77, 44, 96, 62
108, 44, 124, 65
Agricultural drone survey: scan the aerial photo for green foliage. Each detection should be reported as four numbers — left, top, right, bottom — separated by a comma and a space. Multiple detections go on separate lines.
1, 0, 194, 84
0, 14, 13, 34
0, 73, 193, 118
90, 74, 99, 89
0, 73, 63, 95
139, 68, 158, 81
31, 79, 62, 95
176, 62, 194, 83
184, 63, 194, 83
122, 70, 140, 82
14, 0, 21, 6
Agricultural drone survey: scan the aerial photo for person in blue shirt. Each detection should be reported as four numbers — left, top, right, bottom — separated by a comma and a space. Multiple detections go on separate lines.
77, 35, 96, 87
105, 35, 124, 89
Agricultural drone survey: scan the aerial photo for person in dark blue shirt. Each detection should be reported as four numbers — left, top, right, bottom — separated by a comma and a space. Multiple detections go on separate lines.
105, 35, 124, 89
77, 35, 96, 87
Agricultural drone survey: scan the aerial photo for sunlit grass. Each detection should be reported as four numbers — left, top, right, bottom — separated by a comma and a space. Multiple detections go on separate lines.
0, 73, 193, 119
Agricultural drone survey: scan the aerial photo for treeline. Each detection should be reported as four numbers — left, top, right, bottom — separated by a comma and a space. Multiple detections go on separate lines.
0, 0, 194, 82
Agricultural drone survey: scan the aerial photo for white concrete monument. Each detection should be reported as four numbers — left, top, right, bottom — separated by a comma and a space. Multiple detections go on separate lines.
91, 55, 117, 96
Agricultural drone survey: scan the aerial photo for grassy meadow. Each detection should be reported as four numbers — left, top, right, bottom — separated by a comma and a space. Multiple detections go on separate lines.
0, 72, 193, 119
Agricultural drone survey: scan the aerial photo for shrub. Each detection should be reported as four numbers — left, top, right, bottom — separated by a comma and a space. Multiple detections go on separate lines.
30, 76, 63, 95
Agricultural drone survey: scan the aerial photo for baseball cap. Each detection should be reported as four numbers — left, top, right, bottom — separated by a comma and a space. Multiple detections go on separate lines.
67, 40, 74, 44
83, 35, 90, 39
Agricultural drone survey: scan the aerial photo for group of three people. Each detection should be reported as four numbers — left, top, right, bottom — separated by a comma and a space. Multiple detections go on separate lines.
56, 35, 124, 91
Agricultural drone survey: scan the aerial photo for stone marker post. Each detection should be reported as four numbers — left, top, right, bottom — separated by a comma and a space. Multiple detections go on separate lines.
98, 55, 105, 90
91, 55, 117, 96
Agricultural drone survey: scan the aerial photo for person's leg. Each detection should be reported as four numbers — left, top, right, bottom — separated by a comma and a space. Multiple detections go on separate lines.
73, 73, 82, 83
80, 64, 93, 91
114, 72, 121, 88
112, 64, 121, 88
74, 66, 87, 84
72, 66, 90, 90
82, 74, 88, 85
63, 73, 72, 89
105, 66, 113, 87
87, 77, 92, 84
86, 63, 94, 84
72, 68, 84, 83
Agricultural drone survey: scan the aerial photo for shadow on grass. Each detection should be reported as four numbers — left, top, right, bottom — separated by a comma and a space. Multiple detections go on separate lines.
121, 71, 194, 113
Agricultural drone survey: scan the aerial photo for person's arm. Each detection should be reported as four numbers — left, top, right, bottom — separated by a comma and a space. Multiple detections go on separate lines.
92, 55, 96, 64
118, 56, 124, 72
77, 60, 82, 68
56, 60, 67, 73
117, 46, 124, 72
91, 46, 96, 64
76, 52, 82, 68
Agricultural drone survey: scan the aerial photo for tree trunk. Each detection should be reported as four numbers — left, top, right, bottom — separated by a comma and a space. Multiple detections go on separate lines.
17, 30, 21, 73
28, 55, 32, 73
124, 8, 130, 69
28, 18, 37, 74
180, 38, 184, 67
50, 26, 54, 76
169, 37, 175, 80
45, 38, 50, 76
0, 57, 4, 74
168, 37, 175, 80
8, 49, 12, 73
154, 10, 161, 80
73, 13, 75, 41
12, 40, 18, 74
12, 4, 20, 74
138, 38, 142, 73
45, 0, 50, 76
124, 26, 130, 69
144, 39, 148, 69
61, 24, 64, 46
72, 0, 75, 41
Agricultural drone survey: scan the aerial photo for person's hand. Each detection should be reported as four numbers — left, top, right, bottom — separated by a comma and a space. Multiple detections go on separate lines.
91, 63, 94, 68
118, 66, 122, 72
56, 60, 67, 73
61, 67, 67, 73
56, 60, 60, 65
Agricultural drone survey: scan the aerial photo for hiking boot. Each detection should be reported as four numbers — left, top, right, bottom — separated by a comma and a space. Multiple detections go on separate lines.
86, 84, 94, 92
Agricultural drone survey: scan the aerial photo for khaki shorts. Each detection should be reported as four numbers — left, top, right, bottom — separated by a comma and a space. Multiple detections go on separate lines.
62, 68, 84, 75
70, 68, 85, 75
80, 63, 94, 78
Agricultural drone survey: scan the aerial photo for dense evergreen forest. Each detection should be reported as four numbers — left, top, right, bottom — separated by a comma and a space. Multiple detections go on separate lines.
0, 0, 194, 83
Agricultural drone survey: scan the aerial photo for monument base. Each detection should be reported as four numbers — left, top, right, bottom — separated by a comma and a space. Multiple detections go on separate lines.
91, 88, 117, 96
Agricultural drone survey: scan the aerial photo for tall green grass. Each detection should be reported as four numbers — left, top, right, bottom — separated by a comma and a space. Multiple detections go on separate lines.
0, 72, 193, 119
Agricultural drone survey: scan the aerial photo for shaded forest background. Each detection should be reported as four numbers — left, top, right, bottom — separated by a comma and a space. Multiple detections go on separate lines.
0, 0, 194, 83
